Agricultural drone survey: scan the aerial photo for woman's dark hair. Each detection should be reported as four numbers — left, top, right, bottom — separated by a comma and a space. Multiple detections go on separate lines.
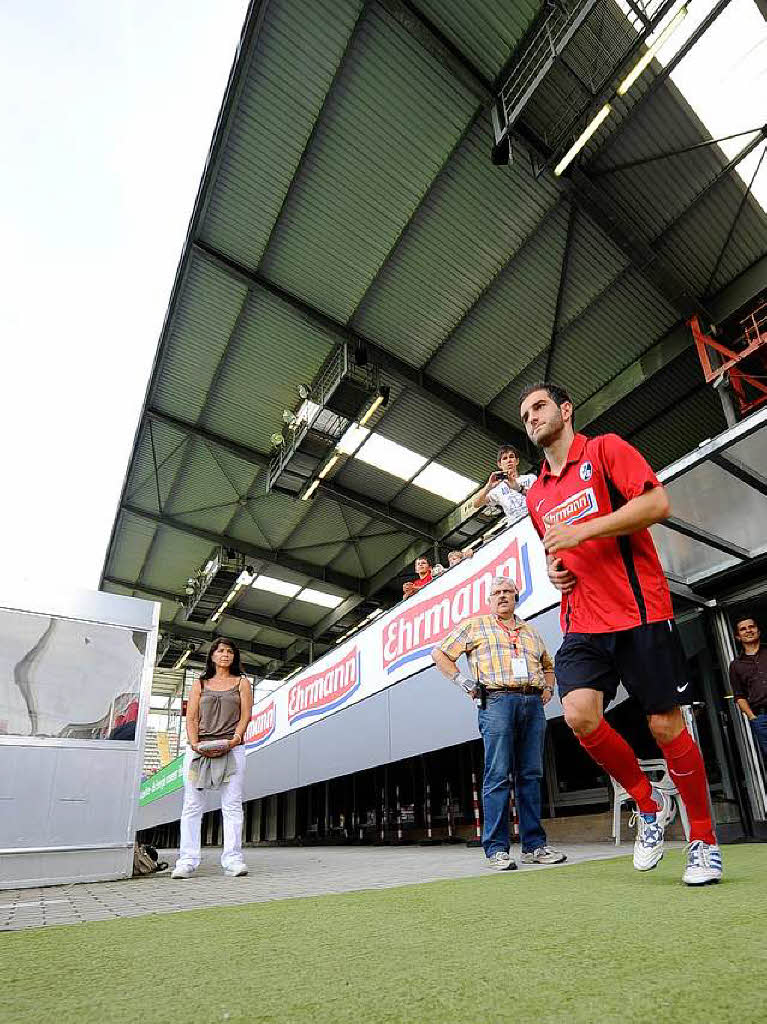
201, 637, 243, 681
518, 381, 575, 428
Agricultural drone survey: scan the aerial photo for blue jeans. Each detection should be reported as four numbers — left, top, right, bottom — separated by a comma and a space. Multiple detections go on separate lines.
751, 713, 767, 761
478, 692, 547, 856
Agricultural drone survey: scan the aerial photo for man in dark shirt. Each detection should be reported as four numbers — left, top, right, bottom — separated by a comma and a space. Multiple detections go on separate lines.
520, 381, 721, 886
730, 613, 767, 760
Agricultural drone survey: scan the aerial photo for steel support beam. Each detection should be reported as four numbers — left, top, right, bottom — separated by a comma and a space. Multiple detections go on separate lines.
103, 575, 316, 640
121, 503, 364, 595
315, 481, 434, 541
710, 453, 767, 498
146, 409, 269, 468
159, 620, 290, 664
661, 517, 750, 561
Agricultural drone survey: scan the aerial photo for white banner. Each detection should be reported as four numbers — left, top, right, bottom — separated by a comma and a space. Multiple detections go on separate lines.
244, 517, 559, 752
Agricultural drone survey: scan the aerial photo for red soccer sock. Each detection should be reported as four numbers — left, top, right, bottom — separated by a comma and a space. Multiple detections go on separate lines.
578, 718, 657, 813
660, 728, 717, 845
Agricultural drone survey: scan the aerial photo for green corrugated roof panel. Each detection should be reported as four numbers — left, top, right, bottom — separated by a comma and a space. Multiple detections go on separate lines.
283, 497, 354, 549
557, 209, 630, 331
162, 438, 250, 537
655, 183, 767, 298
347, 531, 413, 577
106, 511, 159, 582
123, 420, 189, 513
227, 493, 309, 550
392, 485, 453, 523
489, 348, 548, 428
259, 5, 479, 322
426, 203, 571, 404
211, 616, 259, 643
333, 459, 404, 505
238, 586, 304, 617
149, 253, 247, 422
433, 424, 499, 481
352, 115, 561, 366
200, 0, 364, 271
550, 268, 678, 406
140, 527, 213, 594
374, 392, 465, 459
201, 287, 335, 452
630, 389, 726, 471
413, 0, 543, 81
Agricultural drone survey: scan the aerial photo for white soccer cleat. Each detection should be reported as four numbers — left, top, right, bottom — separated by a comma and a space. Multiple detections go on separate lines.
631, 788, 677, 871
682, 841, 723, 886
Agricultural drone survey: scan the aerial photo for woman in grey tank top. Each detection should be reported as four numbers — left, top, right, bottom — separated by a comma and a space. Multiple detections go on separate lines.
172, 638, 253, 879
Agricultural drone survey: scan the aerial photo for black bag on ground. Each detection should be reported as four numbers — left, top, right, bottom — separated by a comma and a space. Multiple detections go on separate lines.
132, 842, 168, 876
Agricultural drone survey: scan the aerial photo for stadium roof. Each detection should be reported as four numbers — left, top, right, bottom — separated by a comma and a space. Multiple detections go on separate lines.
101, 0, 767, 680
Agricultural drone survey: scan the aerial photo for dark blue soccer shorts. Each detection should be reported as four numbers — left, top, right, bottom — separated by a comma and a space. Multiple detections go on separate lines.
554, 619, 688, 714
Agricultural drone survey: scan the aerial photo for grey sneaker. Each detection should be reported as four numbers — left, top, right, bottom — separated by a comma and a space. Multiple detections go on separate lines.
171, 864, 196, 879
223, 862, 249, 877
521, 846, 567, 865
486, 851, 517, 871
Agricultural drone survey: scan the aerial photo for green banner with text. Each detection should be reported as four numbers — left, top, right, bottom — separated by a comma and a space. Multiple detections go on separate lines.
140, 755, 184, 806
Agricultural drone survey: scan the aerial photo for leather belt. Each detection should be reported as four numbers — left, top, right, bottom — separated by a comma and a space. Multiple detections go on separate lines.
490, 685, 541, 696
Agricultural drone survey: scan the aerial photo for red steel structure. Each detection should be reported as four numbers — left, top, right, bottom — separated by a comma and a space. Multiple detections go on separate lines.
690, 301, 767, 417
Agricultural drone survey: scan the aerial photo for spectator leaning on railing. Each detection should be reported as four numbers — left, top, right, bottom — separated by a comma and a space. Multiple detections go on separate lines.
402, 555, 436, 599
473, 444, 536, 528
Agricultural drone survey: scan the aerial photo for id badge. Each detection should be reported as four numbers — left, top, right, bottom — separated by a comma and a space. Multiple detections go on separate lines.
511, 656, 528, 681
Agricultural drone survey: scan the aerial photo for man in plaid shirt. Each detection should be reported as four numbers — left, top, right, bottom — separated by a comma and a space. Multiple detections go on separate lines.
432, 576, 566, 871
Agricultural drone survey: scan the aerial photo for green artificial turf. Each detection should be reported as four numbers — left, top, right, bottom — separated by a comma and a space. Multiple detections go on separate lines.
2, 846, 766, 1024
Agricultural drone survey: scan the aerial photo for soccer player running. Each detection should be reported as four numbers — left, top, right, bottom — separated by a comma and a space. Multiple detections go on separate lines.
519, 382, 722, 885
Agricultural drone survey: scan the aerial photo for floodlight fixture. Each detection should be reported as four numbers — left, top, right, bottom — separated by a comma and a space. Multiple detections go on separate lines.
298, 384, 310, 399
270, 432, 285, 447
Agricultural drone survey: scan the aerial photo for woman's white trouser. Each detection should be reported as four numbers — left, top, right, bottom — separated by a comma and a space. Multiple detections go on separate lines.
175, 745, 246, 871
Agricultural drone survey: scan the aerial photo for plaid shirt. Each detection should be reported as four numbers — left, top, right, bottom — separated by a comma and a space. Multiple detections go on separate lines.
437, 615, 554, 692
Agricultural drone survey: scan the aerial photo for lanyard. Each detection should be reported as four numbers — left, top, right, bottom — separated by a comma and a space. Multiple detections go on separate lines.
496, 617, 520, 653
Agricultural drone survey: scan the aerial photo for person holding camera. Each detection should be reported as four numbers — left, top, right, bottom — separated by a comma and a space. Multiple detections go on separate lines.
473, 444, 536, 528
171, 637, 253, 880
432, 576, 565, 871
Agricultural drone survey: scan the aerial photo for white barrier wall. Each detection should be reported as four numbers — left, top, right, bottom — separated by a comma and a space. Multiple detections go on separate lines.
0, 586, 159, 889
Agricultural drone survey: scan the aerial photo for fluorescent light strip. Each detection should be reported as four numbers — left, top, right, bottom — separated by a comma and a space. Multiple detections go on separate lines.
296, 588, 343, 609
302, 479, 320, 501
554, 103, 612, 176
173, 650, 191, 670
251, 575, 302, 598
318, 454, 338, 479
359, 395, 384, 426
618, 3, 688, 95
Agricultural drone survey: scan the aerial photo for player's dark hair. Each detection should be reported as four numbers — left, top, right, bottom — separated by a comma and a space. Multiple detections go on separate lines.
496, 444, 519, 462
519, 381, 575, 428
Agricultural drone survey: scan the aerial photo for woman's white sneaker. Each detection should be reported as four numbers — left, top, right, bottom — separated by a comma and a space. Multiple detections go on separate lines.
171, 864, 196, 879
682, 841, 723, 885
224, 862, 249, 877
632, 788, 677, 871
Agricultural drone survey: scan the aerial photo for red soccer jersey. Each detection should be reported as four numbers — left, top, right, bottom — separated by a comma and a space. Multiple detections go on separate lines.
526, 433, 673, 634
412, 572, 433, 591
